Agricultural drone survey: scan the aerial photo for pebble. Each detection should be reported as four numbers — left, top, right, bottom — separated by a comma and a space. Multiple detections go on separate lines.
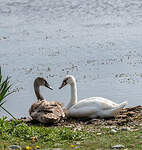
110, 129, 117, 134
118, 115, 127, 118
74, 126, 82, 131
114, 128, 119, 131
111, 144, 125, 149
91, 119, 100, 121
121, 127, 131, 131
8, 145, 21, 150
48, 148, 62, 150
76, 141, 81, 145
128, 111, 135, 116
96, 132, 102, 136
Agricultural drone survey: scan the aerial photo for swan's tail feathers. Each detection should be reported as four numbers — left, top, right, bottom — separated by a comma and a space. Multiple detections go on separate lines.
119, 101, 128, 108
112, 101, 128, 117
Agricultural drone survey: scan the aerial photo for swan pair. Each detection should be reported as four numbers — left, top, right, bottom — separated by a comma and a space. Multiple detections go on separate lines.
30, 75, 127, 122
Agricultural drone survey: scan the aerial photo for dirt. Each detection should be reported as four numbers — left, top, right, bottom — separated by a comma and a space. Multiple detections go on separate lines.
20, 105, 142, 128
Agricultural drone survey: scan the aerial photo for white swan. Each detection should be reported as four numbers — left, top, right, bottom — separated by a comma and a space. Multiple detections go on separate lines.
59, 75, 128, 118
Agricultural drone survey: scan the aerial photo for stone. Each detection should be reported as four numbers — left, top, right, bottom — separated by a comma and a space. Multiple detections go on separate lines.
8, 145, 21, 150
111, 144, 125, 149
127, 111, 135, 116
110, 129, 117, 134
121, 127, 131, 131
96, 132, 102, 136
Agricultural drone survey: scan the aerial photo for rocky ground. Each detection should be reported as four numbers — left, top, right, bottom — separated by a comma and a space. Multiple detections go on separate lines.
21, 105, 142, 128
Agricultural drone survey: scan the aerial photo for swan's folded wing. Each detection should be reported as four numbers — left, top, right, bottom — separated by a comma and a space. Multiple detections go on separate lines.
71, 97, 118, 110
29, 100, 65, 123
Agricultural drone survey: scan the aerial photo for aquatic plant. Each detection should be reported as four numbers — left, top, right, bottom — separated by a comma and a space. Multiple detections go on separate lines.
0, 67, 16, 120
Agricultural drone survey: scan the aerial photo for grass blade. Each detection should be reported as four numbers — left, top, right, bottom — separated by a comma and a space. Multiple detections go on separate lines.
0, 105, 17, 121
0, 67, 16, 120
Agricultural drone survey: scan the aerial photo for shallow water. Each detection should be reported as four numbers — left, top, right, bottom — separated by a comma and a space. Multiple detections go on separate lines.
0, 0, 142, 118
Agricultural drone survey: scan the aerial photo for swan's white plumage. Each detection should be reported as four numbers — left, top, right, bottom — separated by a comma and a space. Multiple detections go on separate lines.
59, 75, 128, 118
67, 97, 127, 118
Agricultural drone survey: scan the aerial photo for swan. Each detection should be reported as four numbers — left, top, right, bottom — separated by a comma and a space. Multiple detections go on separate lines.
59, 75, 128, 118
29, 77, 65, 123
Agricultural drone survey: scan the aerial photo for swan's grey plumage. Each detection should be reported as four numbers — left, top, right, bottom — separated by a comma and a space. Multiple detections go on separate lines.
59, 75, 128, 118
29, 77, 65, 123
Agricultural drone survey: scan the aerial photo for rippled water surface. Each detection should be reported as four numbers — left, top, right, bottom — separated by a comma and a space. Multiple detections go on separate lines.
1, 0, 142, 118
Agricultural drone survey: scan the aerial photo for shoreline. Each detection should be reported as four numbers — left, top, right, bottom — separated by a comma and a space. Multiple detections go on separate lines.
19, 105, 142, 127
2, 105, 142, 150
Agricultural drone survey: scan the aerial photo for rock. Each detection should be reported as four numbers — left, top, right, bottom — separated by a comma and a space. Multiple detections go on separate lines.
19, 117, 32, 122
129, 144, 135, 148
111, 145, 125, 149
107, 120, 114, 125
8, 145, 21, 150
114, 128, 119, 131
117, 119, 128, 125
65, 125, 72, 129
31, 136, 38, 143
121, 127, 131, 131
76, 141, 81, 145
127, 111, 135, 116
110, 129, 117, 134
96, 132, 102, 136
74, 125, 82, 131
91, 118, 100, 121
45, 148, 63, 150
117, 115, 127, 118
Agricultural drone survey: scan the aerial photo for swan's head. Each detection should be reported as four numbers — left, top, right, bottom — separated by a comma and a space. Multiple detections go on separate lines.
34, 77, 53, 90
59, 75, 75, 89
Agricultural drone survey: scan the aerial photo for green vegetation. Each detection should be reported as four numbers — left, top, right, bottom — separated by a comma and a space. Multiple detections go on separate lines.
0, 117, 142, 150
0, 67, 16, 120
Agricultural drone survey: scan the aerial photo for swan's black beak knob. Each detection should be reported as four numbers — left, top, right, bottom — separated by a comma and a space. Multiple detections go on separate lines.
59, 86, 62, 89
59, 82, 65, 89
45, 82, 53, 90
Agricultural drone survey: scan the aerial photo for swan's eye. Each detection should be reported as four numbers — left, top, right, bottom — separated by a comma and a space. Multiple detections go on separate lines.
43, 80, 48, 86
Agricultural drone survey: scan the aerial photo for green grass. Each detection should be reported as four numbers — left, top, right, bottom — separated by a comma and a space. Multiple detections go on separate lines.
80, 128, 142, 150
0, 117, 142, 150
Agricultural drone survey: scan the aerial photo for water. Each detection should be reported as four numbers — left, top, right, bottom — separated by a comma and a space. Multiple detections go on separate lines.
0, 0, 142, 118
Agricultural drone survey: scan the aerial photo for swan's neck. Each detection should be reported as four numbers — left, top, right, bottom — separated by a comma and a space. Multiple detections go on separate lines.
66, 81, 77, 109
34, 82, 44, 100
